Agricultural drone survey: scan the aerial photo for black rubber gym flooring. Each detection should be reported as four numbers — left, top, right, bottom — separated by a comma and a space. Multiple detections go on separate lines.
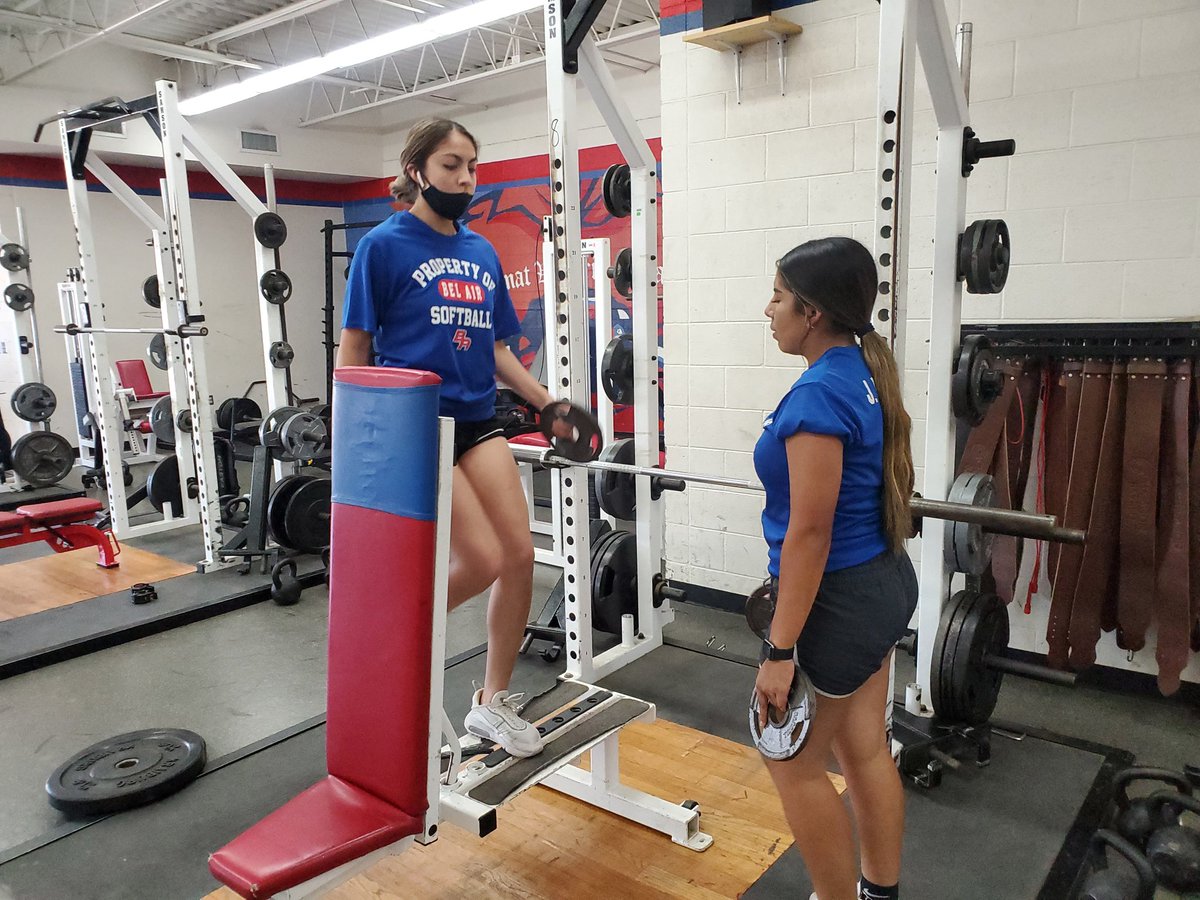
0, 641, 1126, 900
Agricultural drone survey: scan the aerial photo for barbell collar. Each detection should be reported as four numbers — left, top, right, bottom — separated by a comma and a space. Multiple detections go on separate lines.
512, 444, 1084, 545
982, 653, 1077, 687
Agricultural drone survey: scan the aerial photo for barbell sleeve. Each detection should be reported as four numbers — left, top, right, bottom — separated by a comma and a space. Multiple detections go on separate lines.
982, 653, 1078, 687
512, 444, 1085, 546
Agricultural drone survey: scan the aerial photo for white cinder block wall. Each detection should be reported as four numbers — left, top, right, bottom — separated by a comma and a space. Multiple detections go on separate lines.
661, 0, 1200, 683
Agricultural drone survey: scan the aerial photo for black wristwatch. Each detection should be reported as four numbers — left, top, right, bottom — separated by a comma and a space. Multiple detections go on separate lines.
760, 638, 794, 663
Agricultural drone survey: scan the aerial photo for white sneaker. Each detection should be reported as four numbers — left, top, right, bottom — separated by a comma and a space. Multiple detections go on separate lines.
463, 688, 545, 758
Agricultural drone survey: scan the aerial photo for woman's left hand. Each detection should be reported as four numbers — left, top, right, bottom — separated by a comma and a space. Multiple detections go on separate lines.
754, 658, 795, 729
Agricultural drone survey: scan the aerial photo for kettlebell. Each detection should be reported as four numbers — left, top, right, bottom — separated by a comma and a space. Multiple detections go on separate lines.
270, 557, 303, 607
1075, 829, 1155, 900
1145, 790, 1200, 893
1111, 766, 1193, 848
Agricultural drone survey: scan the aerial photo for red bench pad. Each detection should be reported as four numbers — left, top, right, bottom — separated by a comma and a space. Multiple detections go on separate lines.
508, 432, 551, 448
16, 498, 103, 526
0, 511, 25, 535
208, 775, 422, 900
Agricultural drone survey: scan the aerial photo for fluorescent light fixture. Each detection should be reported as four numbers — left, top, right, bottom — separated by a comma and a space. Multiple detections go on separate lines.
179, 0, 540, 116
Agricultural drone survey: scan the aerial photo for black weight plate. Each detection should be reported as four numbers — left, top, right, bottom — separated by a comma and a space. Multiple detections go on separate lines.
601, 332, 635, 404
149, 396, 174, 447
254, 211, 288, 249
4, 282, 33, 311
11, 381, 57, 422
46, 727, 206, 817
930, 589, 975, 721
259, 405, 301, 448
609, 247, 634, 299
593, 530, 637, 634
142, 274, 160, 309
268, 474, 315, 549
954, 592, 1007, 726
589, 528, 624, 620
146, 455, 182, 513
11, 431, 74, 488
594, 438, 637, 519
260, 269, 293, 304
744, 582, 775, 641
283, 476, 332, 554
1, 241, 29, 271
602, 164, 632, 218
148, 333, 169, 371
216, 397, 262, 432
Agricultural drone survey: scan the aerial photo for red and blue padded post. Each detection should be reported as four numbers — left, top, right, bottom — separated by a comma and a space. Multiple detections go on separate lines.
327, 366, 442, 819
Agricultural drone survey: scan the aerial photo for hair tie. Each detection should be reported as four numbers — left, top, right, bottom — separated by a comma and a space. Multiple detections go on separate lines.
856, 322, 876, 338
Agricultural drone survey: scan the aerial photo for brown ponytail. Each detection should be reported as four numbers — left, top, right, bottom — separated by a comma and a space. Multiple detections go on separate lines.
859, 330, 914, 553
389, 117, 479, 203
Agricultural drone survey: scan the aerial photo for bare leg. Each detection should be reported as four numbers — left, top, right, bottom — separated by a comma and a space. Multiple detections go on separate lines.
446, 466, 501, 610
458, 438, 537, 702
766, 692, 857, 900
832, 659, 904, 888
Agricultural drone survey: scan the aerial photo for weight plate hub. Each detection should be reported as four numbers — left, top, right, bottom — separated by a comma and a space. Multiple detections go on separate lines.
594, 438, 637, 520
45, 727, 206, 818
269, 341, 294, 368
601, 332, 635, 404
944, 471, 996, 576
4, 282, 34, 311
12, 431, 74, 487
283, 477, 332, 554
931, 590, 1008, 726
279, 411, 328, 460
11, 381, 57, 422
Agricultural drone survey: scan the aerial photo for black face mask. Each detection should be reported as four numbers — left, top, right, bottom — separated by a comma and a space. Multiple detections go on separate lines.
417, 173, 473, 222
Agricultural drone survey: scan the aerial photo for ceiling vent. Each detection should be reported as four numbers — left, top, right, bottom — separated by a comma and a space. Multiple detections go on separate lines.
240, 129, 279, 154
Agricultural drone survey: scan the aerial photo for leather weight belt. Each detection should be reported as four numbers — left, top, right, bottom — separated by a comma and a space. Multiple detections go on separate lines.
1046, 359, 1109, 670
1068, 361, 1125, 668
1153, 359, 1191, 695
1117, 358, 1166, 653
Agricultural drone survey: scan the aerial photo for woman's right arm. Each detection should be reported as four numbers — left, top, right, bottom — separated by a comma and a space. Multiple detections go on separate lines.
336, 328, 373, 368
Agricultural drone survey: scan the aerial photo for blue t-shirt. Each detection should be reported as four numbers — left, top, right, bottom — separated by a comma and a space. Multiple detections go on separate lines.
753, 345, 887, 576
341, 211, 521, 421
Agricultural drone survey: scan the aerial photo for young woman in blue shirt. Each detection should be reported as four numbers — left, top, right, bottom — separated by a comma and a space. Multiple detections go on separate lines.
338, 118, 558, 758
753, 237, 919, 900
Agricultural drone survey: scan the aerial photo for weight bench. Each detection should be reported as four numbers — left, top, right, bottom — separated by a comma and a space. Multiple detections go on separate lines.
0, 497, 119, 568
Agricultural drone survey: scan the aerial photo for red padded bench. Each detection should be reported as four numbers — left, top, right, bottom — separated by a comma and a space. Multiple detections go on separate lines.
508, 432, 551, 448
0, 498, 119, 568
115, 359, 168, 401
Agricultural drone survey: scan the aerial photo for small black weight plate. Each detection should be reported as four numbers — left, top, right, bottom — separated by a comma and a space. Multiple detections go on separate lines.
259, 269, 292, 305
608, 247, 633, 299
259, 405, 301, 448
253, 211, 288, 249
744, 582, 775, 641
1, 241, 29, 271
11, 431, 74, 488
594, 438, 637, 520
283, 476, 332, 553
4, 282, 34, 311
216, 397, 262, 432
952, 592, 1007, 726
45, 727, 206, 817
589, 528, 625, 629
149, 396, 175, 447
142, 274, 160, 309
147, 333, 169, 371
601, 332, 635, 404
602, 163, 632, 218
593, 530, 638, 634
538, 400, 603, 462
930, 588, 974, 722
11, 381, 57, 422
146, 455, 182, 513
268, 474, 315, 549
958, 219, 1010, 295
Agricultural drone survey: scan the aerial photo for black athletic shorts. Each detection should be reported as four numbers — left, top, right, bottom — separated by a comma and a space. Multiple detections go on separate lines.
453, 416, 506, 464
773, 550, 919, 698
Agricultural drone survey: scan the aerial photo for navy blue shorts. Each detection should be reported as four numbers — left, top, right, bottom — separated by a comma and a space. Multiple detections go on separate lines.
773, 550, 918, 698
453, 416, 506, 464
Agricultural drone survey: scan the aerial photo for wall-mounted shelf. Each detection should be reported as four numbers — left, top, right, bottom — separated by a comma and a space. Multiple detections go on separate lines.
684, 15, 803, 104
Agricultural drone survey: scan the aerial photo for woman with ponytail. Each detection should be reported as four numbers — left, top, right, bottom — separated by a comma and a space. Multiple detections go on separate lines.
752, 237, 919, 900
